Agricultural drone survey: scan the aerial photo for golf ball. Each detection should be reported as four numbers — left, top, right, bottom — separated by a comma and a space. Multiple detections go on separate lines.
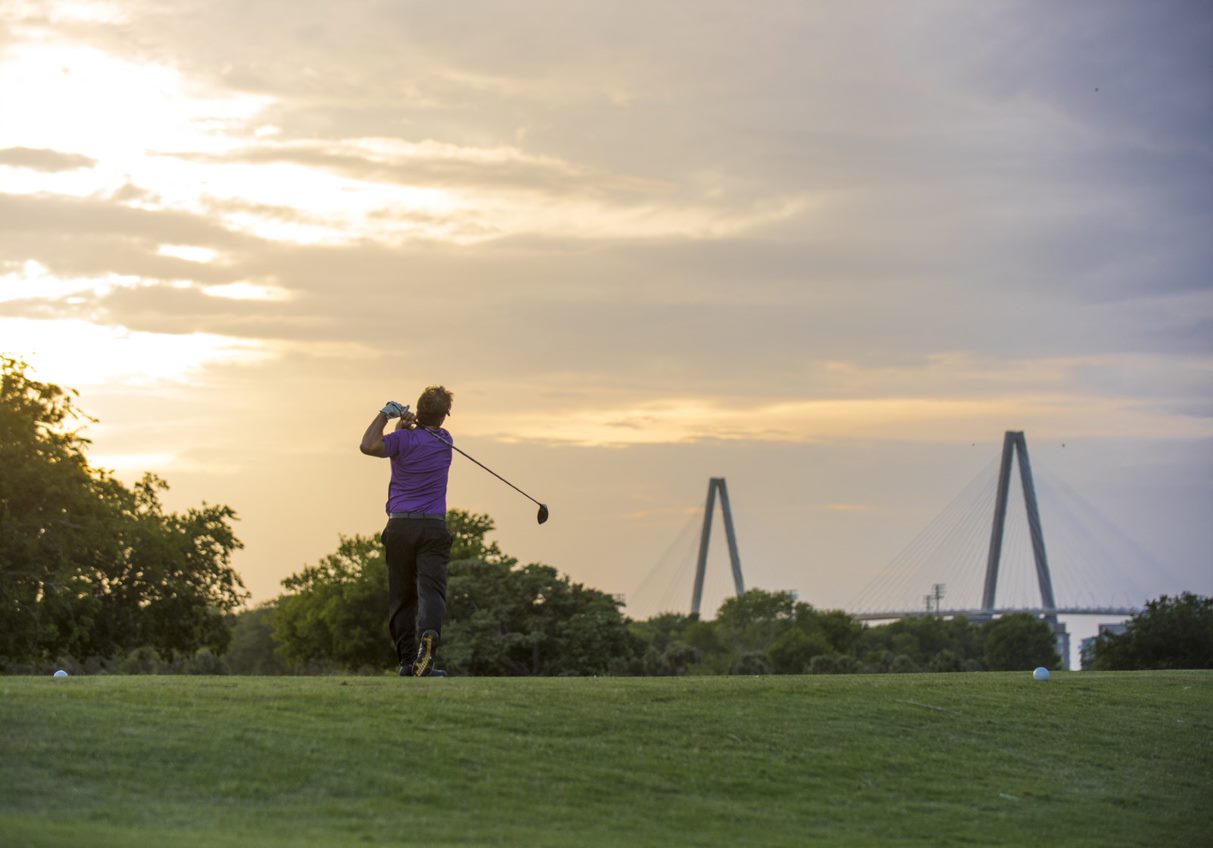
53, 669, 68, 678
1032, 667, 1050, 682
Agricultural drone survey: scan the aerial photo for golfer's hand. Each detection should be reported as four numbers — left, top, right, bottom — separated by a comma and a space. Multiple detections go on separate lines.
381, 401, 408, 419
397, 409, 418, 430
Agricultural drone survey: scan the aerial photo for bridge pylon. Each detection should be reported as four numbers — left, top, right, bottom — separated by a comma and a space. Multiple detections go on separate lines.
691, 478, 746, 617
983, 431, 1070, 666
983, 431, 1056, 619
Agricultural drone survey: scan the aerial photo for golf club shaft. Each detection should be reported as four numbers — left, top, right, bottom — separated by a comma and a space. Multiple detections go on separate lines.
419, 426, 544, 508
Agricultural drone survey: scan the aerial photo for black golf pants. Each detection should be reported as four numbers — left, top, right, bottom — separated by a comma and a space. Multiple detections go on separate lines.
382, 517, 452, 664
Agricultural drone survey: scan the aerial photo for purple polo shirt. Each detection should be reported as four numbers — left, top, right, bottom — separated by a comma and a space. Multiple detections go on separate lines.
382, 427, 453, 514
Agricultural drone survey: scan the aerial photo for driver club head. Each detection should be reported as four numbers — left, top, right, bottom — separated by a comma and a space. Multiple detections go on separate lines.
537, 504, 549, 525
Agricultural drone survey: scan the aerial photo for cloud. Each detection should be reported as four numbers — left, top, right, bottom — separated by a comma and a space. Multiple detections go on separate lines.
201, 282, 291, 302
0, 146, 96, 171
0, 191, 248, 256
477, 391, 1213, 448
180, 137, 668, 197
157, 244, 218, 263
7, 1, 131, 26
0, 316, 272, 387
90, 451, 177, 473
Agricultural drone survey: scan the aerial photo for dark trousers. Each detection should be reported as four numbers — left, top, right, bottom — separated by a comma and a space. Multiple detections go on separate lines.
383, 517, 452, 664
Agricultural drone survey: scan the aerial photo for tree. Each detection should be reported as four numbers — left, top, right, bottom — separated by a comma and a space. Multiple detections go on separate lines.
1093, 593, 1213, 670
809, 653, 860, 674
855, 615, 985, 670
628, 612, 697, 657
272, 510, 521, 673
272, 510, 638, 675
626, 614, 717, 675
809, 608, 864, 655
447, 510, 512, 563
2, 355, 113, 663
983, 614, 1060, 671
0, 357, 246, 668
658, 642, 701, 676
273, 534, 389, 671
623, 593, 865, 675
104, 476, 244, 659
225, 604, 289, 675
730, 652, 771, 675
715, 589, 797, 654
774, 604, 863, 672
928, 649, 965, 673
682, 618, 726, 665
443, 559, 636, 676
767, 627, 832, 674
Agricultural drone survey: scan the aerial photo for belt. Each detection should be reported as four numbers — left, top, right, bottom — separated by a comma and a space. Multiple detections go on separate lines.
389, 512, 446, 520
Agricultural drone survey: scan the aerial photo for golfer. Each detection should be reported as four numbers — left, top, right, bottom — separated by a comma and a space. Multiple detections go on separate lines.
359, 386, 455, 676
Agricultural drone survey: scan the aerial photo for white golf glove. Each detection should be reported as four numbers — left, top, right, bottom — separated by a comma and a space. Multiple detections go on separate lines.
381, 401, 408, 419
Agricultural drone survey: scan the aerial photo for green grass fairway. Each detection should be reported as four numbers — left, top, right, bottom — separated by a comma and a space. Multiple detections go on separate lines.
2, 672, 1210, 847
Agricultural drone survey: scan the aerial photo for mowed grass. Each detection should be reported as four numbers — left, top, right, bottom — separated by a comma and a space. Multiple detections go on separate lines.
1, 672, 1210, 847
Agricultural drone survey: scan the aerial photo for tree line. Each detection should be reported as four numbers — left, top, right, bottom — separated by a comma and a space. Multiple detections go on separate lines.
3, 357, 1209, 676
191, 514, 1068, 677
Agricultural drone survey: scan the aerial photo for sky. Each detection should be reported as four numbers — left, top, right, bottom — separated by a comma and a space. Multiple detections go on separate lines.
2, 1, 1211, 640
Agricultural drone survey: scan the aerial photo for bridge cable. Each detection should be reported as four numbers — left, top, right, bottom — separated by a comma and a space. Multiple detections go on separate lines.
627, 508, 702, 614
850, 455, 1001, 612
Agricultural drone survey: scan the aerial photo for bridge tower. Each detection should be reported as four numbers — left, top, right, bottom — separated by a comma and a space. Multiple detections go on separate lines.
691, 478, 746, 617
983, 431, 1070, 666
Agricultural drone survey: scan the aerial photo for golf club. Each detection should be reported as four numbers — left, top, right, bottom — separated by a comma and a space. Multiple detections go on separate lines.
407, 410, 549, 525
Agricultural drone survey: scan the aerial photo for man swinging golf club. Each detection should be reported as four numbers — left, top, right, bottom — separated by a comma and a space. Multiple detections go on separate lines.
360, 386, 455, 677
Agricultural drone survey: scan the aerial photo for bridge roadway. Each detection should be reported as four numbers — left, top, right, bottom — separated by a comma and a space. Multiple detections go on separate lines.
852, 606, 1141, 622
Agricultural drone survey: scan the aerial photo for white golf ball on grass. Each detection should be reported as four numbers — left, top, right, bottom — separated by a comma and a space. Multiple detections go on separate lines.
1032, 667, 1050, 682
53, 669, 69, 678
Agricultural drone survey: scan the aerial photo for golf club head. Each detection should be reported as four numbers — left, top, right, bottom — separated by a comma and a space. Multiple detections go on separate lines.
537, 504, 549, 525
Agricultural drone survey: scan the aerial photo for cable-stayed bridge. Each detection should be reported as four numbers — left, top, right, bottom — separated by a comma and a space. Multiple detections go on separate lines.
846, 431, 1160, 667
632, 432, 1163, 668
848, 432, 1154, 635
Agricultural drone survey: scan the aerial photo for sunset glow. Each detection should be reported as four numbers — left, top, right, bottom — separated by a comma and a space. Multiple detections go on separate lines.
0, 317, 270, 387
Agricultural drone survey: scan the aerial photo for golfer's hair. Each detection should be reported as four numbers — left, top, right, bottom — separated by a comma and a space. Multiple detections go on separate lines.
416, 385, 453, 426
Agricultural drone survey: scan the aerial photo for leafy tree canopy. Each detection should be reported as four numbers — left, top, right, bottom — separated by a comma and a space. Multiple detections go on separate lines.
624, 591, 865, 676
273, 510, 637, 675
715, 588, 796, 654
855, 615, 986, 670
1093, 593, 1213, 670
0, 357, 246, 669
983, 613, 1061, 671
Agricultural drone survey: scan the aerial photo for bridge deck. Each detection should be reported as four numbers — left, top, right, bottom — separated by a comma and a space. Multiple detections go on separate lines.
853, 607, 1140, 622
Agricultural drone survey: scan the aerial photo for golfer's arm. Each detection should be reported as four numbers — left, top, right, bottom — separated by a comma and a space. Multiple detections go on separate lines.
359, 413, 389, 457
